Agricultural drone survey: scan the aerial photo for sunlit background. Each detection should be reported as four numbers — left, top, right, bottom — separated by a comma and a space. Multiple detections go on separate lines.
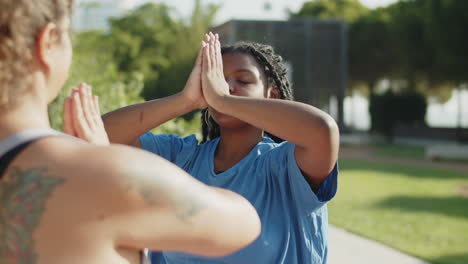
51, 1, 468, 264
71, 0, 467, 131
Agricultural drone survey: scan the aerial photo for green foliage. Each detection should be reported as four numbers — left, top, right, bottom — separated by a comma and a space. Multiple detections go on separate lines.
348, 8, 397, 94
293, 0, 468, 135
369, 91, 427, 140
293, 0, 468, 100
48, 31, 144, 131
291, 0, 368, 22
48, 0, 219, 130
109, 0, 219, 101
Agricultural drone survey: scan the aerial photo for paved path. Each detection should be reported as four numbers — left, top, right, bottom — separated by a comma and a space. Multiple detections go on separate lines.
328, 226, 430, 264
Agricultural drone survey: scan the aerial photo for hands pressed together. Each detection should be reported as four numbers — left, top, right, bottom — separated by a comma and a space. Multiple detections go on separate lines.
63, 83, 110, 145
182, 32, 230, 111
64, 32, 227, 144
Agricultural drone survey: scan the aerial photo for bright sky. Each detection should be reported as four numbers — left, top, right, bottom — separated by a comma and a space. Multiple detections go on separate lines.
134, 0, 399, 25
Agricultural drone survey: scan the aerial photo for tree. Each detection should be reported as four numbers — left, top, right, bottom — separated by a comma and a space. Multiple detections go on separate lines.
290, 0, 368, 22
349, 7, 398, 96
423, 0, 468, 85
144, 0, 220, 101
108, 0, 219, 100
48, 31, 144, 130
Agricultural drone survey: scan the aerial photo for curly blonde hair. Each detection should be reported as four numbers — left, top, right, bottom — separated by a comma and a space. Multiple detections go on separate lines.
0, 0, 73, 108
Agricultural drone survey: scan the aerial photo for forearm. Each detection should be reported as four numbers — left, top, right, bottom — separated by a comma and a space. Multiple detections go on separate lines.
102, 92, 196, 145
214, 95, 339, 149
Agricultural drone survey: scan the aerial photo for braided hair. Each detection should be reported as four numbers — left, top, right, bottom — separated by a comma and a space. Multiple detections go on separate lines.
201, 41, 294, 143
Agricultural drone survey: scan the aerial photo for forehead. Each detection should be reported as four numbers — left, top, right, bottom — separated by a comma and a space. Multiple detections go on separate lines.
222, 52, 264, 75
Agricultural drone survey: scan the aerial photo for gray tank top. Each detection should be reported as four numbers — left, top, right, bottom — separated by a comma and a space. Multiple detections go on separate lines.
0, 128, 62, 178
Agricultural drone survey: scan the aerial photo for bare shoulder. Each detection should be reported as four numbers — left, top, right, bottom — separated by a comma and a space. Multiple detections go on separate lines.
1, 136, 261, 258
24, 136, 190, 198
25, 136, 209, 213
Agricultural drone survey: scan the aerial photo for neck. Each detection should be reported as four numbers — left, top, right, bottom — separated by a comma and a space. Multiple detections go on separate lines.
214, 125, 263, 172
0, 95, 51, 140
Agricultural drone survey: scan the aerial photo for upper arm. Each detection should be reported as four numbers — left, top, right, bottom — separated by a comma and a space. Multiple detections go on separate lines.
266, 142, 338, 212
81, 145, 260, 257
295, 117, 340, 189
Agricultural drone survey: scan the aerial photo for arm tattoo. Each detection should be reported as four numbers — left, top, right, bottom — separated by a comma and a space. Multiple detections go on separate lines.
0, 168, 64, 264
124, 173, 205, 223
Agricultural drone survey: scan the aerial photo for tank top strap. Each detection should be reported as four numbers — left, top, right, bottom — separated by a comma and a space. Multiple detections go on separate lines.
0, 128, 63, 179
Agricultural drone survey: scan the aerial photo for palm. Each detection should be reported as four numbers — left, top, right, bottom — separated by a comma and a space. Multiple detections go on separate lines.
185, 63, 207, 109
201, 33, 230, 106
183, 43, 208, 109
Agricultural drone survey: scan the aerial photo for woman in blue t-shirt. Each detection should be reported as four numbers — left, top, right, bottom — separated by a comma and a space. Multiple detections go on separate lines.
102, 33, 340, 264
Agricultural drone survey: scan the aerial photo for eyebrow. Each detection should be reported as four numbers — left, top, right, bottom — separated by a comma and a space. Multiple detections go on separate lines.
235, 69, 257, 75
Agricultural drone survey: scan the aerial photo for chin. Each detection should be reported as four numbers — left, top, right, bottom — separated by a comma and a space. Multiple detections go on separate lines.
47, 82, 66, 104
211, 110, 248, 129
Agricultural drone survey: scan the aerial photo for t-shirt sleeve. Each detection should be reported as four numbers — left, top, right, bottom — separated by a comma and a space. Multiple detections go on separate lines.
138, 132, 199, 166
266, 141, 338, 213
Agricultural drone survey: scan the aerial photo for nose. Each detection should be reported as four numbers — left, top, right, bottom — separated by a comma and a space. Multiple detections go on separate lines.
226, 79, 235, 94
228, 85, 235, 94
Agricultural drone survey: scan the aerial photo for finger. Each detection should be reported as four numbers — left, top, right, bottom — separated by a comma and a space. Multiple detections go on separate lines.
72, 90, 90, 139
203, 43, 211, 72
92, 95, 104, 125
205, 33, 210, 43
79, 83, 94, 129
215, 33, 222, 70
209, 36, 216, 70
93, 96, 100, 115
87, 85, 101, 126
195, 41, 206, 66
209, 32, 216, 50
63, 97, 75, 136
86, 84, 98, 118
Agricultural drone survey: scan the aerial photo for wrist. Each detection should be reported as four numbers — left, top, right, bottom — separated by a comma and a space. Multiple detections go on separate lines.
209, 93, 231, 114
178, 91, 200, 110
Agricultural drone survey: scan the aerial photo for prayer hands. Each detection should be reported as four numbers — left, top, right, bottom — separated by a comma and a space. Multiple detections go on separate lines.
64, 83, 110, 145
181, 35, 210, 110
201, 32, 230, 108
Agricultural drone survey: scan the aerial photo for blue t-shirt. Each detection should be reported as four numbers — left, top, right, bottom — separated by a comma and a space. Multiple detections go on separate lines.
139, 133, 338, 264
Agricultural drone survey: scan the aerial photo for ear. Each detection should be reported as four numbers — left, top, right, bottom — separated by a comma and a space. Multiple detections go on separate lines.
36, 22, 59, 72
267, 87, 281, 99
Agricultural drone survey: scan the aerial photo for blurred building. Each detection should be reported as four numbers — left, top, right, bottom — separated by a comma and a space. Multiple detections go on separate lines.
73, 0, 135, 31
214, 19, 347, 129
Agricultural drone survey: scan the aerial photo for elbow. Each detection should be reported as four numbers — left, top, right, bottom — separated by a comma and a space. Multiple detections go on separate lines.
205, 197, 261, 257
322, 115, 340, 137
319, 115, 340, 151
232, 199, 261, 251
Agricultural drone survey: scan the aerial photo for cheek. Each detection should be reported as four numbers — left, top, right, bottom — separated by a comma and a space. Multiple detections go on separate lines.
234, 84, 266, 98
61, 39, 73, 74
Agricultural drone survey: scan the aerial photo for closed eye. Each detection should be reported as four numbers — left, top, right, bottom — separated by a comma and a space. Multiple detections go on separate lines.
237, 80, 251, 85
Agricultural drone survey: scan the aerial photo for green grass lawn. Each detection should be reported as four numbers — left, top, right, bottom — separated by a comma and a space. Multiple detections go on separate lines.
329, 159, 468, 264
373, 143, 426, 160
